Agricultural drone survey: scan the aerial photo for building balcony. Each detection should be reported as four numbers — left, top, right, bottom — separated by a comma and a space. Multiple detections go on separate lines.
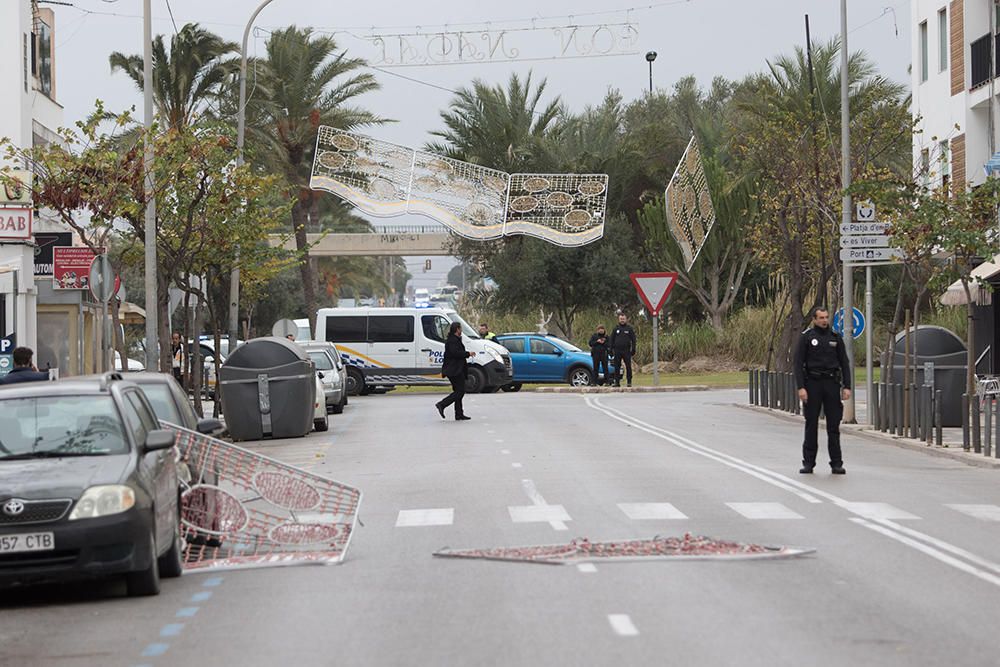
970, 32, 1000, 90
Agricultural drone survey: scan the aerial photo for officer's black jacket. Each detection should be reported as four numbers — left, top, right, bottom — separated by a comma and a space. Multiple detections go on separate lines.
793, 325, 851, 390
441, 334, 469, 378
589, 332, 610, 356
609, 323, 637, 356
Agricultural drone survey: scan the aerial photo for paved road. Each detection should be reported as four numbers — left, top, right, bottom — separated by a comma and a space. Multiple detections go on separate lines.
4, 389, 1000, 666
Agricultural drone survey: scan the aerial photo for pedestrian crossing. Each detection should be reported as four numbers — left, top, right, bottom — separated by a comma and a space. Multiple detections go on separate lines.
390, 502, 1000, 528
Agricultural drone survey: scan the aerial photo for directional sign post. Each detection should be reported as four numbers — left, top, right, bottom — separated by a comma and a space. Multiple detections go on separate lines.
89, 254, 120, 372
630, 272, 678, 387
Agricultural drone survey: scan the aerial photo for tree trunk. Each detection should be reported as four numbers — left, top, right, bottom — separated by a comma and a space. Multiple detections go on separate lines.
157, 272, 172, 373
110, 296, 128, 375
192, 293, 205, 418
293, 197, 318, 336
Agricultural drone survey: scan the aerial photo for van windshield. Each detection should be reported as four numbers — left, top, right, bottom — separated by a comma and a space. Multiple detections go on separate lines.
446, 312, 480, 339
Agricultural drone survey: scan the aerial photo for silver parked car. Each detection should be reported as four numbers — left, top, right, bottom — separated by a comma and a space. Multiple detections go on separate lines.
300, 341, 348, 415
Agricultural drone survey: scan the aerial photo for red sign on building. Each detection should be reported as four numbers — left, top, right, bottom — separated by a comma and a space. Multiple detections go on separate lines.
52, 247, 96, 290
0, 207, 33, 240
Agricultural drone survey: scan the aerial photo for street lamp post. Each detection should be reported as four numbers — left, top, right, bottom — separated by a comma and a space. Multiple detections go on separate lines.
143, 0, 158, 372
645, 51, 657, 94
230, 0, 278, 352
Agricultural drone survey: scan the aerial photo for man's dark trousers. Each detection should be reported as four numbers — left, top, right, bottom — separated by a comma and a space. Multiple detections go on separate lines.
614, 353, 633, 385
438, 374, 466, 417
592, 354, 609, 385
802, 376, 844, 468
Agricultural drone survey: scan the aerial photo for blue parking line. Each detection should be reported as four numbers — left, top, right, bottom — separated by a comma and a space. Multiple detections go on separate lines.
160, 623, 185, 637
175, 607, 199, 618
141, 643, 169, 657
202, 577, 224, 587
190, 591, 212, 602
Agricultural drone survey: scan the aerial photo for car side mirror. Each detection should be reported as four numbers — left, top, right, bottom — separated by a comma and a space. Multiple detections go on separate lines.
196, 418, 224, 436
318, 372, 325, 379
144, 428, 176, 452
554, 349, 564, 356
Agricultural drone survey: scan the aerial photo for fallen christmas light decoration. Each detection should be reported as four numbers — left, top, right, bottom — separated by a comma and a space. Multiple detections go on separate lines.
433, 534, 814, 564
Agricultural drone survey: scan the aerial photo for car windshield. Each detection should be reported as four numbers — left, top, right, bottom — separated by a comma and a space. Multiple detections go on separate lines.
446, 312, 480, 339
138, 383, 182, 425
553, 338, 582, 352
309, 351, 334, 370
0, 395, 128, 458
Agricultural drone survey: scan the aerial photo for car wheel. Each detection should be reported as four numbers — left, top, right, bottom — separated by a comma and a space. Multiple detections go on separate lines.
346, 367, 368, 396
332, 394, 346, 414
126, 532, 161, 596
466, 367, 487, 394
501, 383, 523, 393
315, 413, 329, 432
569, 367, 594, 387
158, 510, 184, 579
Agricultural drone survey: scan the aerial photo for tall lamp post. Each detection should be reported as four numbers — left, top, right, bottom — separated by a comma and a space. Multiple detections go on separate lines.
645, 51, 657, 94
230, 0, 278, 352
143, 0, 158, 371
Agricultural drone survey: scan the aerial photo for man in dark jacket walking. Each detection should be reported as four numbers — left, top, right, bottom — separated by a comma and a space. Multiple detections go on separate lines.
0, 347, 50, 385
793, 307, 851, 475
589, 325, 610, 385
609, 314, 637, 387
435, 321, 473, 421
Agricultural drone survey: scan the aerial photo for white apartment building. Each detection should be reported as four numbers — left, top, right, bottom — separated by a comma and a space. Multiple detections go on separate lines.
912, 0, 1000, 191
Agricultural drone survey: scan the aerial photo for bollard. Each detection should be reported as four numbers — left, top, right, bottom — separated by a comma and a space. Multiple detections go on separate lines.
788, 374, 795, 414
872, 380, 880, 430
973, 398, 982, 454
986, 396, 993, 458
762, 371, 769, 408
748, 370, 754, 405
935, 390, 943, 447
886, 383, 894, 434
880, 382, 889, 432
924, 386, 933, 445
962, 394, 970, 451
909, 383, 918, 439
896, 384, 905, 437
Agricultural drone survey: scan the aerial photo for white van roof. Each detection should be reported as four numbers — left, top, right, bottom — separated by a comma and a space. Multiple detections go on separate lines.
317, 307, 456, 316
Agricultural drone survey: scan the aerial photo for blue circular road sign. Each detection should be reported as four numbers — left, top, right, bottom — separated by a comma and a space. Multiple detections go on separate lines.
832, 307, 865, 339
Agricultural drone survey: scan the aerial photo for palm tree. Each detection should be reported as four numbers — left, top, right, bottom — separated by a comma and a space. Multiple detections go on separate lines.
109, 23, 237, 130
246, 26, 382, 332
427, 72, 563, 173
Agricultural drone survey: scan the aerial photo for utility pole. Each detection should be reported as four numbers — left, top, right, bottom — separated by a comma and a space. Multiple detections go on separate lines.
645, 51, 657, 94
142, 0, 158, 371
841, 0, 856, 422
805, 15, 827, 309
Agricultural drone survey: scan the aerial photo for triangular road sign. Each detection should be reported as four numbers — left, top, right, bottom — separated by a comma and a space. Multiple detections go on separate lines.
630, 272, 678, 316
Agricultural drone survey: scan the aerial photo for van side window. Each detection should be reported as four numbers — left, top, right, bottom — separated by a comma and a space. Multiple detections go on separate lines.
368, 315, 414, 343
501, 337, 525, 353
326, 316, 367, 343
421, 315, 450, 342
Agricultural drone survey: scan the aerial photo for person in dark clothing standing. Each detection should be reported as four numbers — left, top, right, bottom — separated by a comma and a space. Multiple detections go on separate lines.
793, 307, 852, 475
609, 313, 637, 387
0, 347, 50, 385
435, 321, 473, 421
588, 325, 611, 385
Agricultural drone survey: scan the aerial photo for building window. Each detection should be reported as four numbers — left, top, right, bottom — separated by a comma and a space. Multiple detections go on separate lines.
920, 21, 929, 82
939, 140, 950, 193
33, 19, 53, 97
920, 148, 931, 186
938, 8, 948, 72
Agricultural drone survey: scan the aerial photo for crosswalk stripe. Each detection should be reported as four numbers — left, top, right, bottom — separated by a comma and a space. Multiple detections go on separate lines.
946, 504, 1000, 521
726, 502, 804, 520
618, 502, 688, 520
841, 502, 920, 520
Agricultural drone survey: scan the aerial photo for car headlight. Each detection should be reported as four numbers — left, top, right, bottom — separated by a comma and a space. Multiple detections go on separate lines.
69, 485, 136, 520
486, 347, 503, 363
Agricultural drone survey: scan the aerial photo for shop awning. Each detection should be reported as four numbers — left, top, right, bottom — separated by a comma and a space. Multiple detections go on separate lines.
940, 254, 1000, 306
117, 301, 146, 325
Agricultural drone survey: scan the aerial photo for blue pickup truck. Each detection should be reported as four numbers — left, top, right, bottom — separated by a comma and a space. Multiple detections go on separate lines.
494, 333, 598, 391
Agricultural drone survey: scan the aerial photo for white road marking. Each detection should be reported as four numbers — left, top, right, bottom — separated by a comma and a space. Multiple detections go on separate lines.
947, 504, 1000, 521
488, 430, 496, 434
395, 509, 454, 527
727, 502, 804, 520
495, 439, 504, 444
842, 502, 920, 521
512, 462, 523, 468
577, 563, 598, 573
618, 502, 688, 520
607, 614, 639, 637
586, 396, 1000, 589
517, 479, 570, 530
500, 449, 511, 455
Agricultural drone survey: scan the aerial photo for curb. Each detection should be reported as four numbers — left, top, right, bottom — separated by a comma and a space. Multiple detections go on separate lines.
535, 385, 711, 394
734, 403, 1000, 470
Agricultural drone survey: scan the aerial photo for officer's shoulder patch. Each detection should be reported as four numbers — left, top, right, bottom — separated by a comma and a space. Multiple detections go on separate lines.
811, 338, 819, 346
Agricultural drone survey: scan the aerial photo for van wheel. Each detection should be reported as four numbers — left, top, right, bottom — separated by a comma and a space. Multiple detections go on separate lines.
346, 367, 368, 396
568, 367, 594, 387
466, 367, 487, 394
501, 383, 522, 393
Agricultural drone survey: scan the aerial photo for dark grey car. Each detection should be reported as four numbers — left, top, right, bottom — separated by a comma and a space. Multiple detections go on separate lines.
125, 372, 223, 435
0, 374, 182, 596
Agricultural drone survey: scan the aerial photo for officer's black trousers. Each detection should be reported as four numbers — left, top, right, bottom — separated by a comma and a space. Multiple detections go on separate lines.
438, 374, 466, 418
613, 353, 633, 384
592, 354, 609, 385
801, 377, 844, 468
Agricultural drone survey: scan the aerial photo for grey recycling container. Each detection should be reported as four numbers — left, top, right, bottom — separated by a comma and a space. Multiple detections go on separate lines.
885, 325, 967, 427
219, 337, 316, 441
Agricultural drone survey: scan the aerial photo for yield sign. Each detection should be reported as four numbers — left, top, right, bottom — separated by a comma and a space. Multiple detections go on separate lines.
630, 272, 678, 316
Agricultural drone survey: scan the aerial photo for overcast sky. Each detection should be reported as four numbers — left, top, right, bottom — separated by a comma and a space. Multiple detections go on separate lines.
50, 0, 912, 290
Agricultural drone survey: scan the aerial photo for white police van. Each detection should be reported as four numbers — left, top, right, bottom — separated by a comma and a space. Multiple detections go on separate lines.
316, 307, 513, 395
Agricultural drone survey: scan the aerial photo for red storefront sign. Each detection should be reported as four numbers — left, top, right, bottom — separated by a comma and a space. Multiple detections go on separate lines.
52, 247, 96, 290
0, 207, 32, 240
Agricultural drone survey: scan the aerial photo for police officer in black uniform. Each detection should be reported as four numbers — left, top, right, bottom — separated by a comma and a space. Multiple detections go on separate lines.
793, 307, 851, 475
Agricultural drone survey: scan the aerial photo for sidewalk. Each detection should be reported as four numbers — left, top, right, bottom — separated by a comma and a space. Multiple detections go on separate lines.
737, 397, 1000, 470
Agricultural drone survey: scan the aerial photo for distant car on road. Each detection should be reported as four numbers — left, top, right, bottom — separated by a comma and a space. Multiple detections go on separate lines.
299, 341, 348, 415
495, 333, 597, 391
0, 373, 183, 596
